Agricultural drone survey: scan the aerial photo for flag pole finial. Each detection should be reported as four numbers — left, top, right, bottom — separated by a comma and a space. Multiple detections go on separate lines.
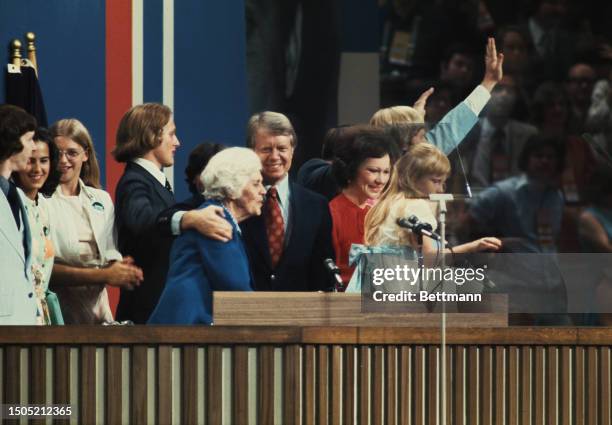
10, 39, 22, 68
25, 32, 38, 73
25, 32, 36, 54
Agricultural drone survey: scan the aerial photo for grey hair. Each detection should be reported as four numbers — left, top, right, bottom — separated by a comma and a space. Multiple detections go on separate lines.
246, 111, 297, 148
201, 147, 262, 201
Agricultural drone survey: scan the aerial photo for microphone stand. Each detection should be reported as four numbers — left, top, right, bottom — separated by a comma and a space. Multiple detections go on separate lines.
429, 193, 456, 270
416, 233, 424, 293
428, 193, 456, 425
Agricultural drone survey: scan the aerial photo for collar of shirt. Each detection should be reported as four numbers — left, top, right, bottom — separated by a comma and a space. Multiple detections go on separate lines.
54, 179, 95, 203
0, 175, 10, 196
515, 174, 554, 197
221, 203, 241, 235
133, 157, 167, 188
518, 174, 559, 195
514, 173, 530, 191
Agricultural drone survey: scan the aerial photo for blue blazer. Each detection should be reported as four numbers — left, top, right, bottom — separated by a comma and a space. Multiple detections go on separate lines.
148, 201, 253, 325
240, 180, 334, 291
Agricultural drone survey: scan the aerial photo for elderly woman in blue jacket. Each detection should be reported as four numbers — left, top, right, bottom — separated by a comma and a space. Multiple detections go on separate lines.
148, 147, 266, 324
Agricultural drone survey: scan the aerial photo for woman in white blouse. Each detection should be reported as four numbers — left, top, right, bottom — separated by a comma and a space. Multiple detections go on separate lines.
47, 119, 143, 324
12, 127, 62, 324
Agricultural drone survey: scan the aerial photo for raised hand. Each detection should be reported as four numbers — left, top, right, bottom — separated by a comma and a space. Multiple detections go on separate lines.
481, 37, 504, 92
412, 87, 435, 122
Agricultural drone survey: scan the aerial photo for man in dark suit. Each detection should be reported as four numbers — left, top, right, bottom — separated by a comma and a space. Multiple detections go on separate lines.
241, 111, 334, 291
112, 104, 178, 324
156, 112, 334, 291
112, 104, 230, 323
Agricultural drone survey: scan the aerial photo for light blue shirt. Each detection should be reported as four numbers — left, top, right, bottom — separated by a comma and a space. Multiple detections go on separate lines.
469, 174, 564, 253
426, 85, 491, 155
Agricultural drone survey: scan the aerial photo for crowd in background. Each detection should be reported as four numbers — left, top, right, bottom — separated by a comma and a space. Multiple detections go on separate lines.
376, 0, 612, 323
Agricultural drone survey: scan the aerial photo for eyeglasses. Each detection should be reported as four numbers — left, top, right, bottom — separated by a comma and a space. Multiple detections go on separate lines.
57, 148, 85, 159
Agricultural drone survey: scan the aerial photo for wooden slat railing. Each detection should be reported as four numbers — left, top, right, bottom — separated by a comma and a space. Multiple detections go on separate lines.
1, 327, 612, 424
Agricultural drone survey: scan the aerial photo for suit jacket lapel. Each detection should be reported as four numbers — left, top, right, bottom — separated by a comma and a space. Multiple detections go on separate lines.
0, 191, 26, 262
153, 180, 175, 207
274, 181, 301, 268
129, 162, 175, 207
20, 198, 33, 272
284, 181, 299, 249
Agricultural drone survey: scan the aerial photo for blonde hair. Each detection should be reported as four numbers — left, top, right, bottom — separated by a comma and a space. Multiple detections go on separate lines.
370, 106, 423, 127
364, 143, 450, 245
51, 118, 101, 188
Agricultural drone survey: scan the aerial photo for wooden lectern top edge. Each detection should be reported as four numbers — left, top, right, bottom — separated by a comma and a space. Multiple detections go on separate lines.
212, 291, 509, 328
0, 326, 610, 345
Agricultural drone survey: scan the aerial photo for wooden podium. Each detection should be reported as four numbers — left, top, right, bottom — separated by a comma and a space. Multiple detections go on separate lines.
213, 291, 508, 327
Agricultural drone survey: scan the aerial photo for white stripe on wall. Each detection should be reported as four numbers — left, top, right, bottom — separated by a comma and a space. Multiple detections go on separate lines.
132, 0, 144, 106
162, 0, 175, 187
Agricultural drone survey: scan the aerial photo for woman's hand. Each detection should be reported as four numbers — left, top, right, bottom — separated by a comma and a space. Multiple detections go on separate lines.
470, 236, 502, 252
104, 258, 144, 289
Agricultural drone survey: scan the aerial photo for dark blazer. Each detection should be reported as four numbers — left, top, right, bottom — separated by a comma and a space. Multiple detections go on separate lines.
114, 162, 175, 323
296, 158, 339, 201
156, 193, 205, 237
240, 180, 334, 291
148, 200, 253, 325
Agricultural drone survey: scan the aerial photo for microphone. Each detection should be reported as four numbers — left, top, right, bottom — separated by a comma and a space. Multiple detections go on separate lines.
324, 258, 344, 292
452, 139, 473, 197
396, 215, 443, 242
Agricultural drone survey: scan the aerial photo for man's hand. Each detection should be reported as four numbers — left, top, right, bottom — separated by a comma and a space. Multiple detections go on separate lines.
182, 205, 232, 242
481, 37, 504, 92
412, 87, 435, 122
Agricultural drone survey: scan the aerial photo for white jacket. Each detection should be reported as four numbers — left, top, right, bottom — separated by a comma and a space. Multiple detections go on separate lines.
47, 180, 122, 267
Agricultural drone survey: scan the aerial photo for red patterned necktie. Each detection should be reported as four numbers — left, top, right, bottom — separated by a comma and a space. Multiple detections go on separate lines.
265, 187, 285, 267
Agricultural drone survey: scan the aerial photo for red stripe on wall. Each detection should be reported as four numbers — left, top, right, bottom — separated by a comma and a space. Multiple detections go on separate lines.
106, 0, 132, 314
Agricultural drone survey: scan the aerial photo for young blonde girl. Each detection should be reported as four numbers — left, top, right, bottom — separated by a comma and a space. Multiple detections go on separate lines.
346, 144, 500, 292
366, 143, 501, 253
